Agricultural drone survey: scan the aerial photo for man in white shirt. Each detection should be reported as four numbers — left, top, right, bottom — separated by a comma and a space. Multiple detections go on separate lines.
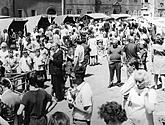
73, 39, 85, 77
70, 72, 93, 125
33, 49, 45, 88
19, 50, 32, 73
33, 49, 45, 71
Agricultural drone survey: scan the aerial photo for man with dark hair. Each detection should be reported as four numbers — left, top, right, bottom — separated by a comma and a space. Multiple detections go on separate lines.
17, 77, 57, 125
107, 39, 123, 88
123, 36, 140, 78
98, 101, 130, 125
0, 78, 21, 125
81, 35, 91, 78
73, 39, 85, 78
68, 72, 93, 125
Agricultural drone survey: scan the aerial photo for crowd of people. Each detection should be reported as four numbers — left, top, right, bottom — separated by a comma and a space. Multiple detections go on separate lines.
0, 15, 163, 125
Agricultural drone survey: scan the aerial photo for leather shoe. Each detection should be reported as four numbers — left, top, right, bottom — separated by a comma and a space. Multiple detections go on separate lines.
108, 84, 113, 88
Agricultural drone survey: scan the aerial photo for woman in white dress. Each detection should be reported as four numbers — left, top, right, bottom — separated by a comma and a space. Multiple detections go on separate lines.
88, 34, 98, 66
125, 70, 156, 125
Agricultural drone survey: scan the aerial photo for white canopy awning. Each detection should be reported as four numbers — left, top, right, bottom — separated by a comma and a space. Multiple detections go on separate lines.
81, 13, 110, 20
0, 18, 13, 32
111, 14, 131, 20
26, 15, 42, 33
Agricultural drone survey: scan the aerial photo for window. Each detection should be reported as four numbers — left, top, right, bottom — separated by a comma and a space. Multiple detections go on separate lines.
77, 9, 81, 14
134, 0, 137, 2
18, 9, 23, 17
31, 10, 37, 16
87, 11, 92, 14
144, 0, 148, 3
66, 9, 72, 14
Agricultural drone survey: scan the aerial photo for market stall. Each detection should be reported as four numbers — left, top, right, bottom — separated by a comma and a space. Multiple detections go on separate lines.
111, 14, 131, 20
26, 15, 50, 33
53, 14, 80, 25
80, 13, 110, 21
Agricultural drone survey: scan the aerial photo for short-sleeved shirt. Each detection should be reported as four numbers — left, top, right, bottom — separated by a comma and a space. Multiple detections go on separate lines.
33, 55, 44, 71
22, 89, 52, 123
5, 56, 18, 71
73, 82, 93, 121
1, 89, 21, 110
19, 56, 32, 72
74, 45, 84, 63
125, 87, 156, 125
107, 46, 122, 63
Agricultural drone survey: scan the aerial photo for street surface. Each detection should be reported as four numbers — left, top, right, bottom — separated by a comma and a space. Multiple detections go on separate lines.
45, 55, 165, 125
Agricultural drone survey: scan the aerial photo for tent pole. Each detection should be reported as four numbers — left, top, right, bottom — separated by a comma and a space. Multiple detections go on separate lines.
62, 0, 65, 15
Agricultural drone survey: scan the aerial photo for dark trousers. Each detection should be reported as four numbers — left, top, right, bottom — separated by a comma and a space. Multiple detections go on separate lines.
109, 62, 121, 84
26, 116, 47, 125
51, 75, 64, 101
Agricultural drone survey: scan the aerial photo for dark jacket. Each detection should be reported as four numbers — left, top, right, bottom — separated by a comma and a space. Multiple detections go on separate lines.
49, 50, 63, 76
82, 43, 91, 65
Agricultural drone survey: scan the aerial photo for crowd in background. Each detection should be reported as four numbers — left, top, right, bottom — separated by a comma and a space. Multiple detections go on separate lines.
0, 16, 163, 125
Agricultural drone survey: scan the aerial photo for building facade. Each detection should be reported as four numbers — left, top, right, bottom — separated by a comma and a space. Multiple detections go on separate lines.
154, 0, 165, 17
98, 0, 142, 16
0, 0, 14, 16
0, 0, 62, 17
1, 0, 165, 17
65, 0, 142, 16
14, 0, 62, 17
65, 0, 95, 14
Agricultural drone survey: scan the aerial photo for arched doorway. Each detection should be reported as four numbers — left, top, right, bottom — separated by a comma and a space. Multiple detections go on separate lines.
112, 2, 121, 14
1, 7, 9, 16
46, 7, 56, 15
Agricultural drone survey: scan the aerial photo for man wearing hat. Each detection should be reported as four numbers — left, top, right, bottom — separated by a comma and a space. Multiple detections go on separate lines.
107, 39, 123, 88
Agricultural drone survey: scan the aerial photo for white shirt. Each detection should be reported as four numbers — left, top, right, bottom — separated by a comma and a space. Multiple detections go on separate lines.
0, 50, 8, 64
61, 28, 69, 38
120, 71, 136, 96
73, 82, 93, 121
74, 44, 84, 63
19, 56, 32, 72
33, 55, 44, 71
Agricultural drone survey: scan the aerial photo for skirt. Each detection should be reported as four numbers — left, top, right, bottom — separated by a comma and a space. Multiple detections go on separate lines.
153, 56, 165, 74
